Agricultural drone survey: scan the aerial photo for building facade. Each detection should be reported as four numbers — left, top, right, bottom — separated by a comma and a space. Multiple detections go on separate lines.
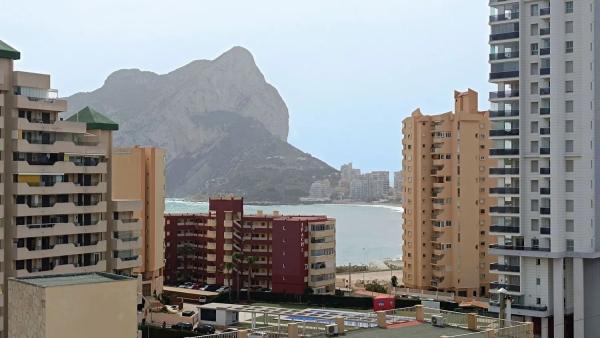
401, 90, 495, 298
488, 2, 600, 337
164, 197, 336, 295
0, 41, 142, 337
112, 146, 166, 297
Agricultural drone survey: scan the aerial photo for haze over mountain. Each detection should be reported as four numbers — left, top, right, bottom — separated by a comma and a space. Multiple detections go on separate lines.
66, 47, 338, 202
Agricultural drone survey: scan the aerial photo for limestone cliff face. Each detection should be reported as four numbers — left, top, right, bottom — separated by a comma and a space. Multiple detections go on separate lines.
66, 47, 337, 202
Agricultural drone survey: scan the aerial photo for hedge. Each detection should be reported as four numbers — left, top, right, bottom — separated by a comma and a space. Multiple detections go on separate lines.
138, 324, 195, 338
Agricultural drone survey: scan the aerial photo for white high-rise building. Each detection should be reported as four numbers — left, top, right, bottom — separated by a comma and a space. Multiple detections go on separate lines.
488, 1, 599, 337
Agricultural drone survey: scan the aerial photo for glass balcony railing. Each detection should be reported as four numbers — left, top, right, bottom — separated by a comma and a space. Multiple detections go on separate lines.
490, 263, 520, 273
489, 167, 519, 175
540, 108, 550, 115
490, 282, 520, 293
489, 187, 520, 194
490, 148, 519, 156
540, 188, 551, 195
540, 147, 550, 155
490, 109, 519, 118
489, 51, 519, 61
540, 28, 551, 36
540, 48, 550, 55
540, 68, 551, 75
540, 88, 551, 95
490, 244, 551, 252
489, 90, 519, 99
490, 225, 520, 233
490, 31, 520, 41
489, 206, 520, 214
540, 128, 550, 135
490, 12, 519, 22
490, 129, 519, 136
489, 71, 519, 80
540, 167, 550, 175
540, 8, 550, 16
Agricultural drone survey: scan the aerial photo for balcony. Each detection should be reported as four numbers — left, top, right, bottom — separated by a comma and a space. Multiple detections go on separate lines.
540, 108, 550, 115
490, 244, 551, 252
490, 282, 520, 293
12, 161, 107, 175
540, 68, 550, 76
540, 167, 550, 175
489, 206, 520, 214
489, 90, 519, 99
113, 218, 143, 232
490, 263, 520, 273
490, 71, 519, 80
540, 88, 551, 95
489, 301, 548, 313
540, 28, 550, 36
490, 225, 520, 234
16, 260, 106, 278
540, 147, 550, 155
540, 207, 551, 215
112, 199, 141, 212
15, 240, 107, 260
489, 109, 519, 118
489, 12, 519, 22
489, 167, 519, 175
489, 187, 519, 194
16, 221, 107, 238
490, 31, 520, 41
489, 51, 519, 61
112, 237, 142, 251
540, 48, 550, 55
114, 255, 142, 270
489, 129, 519, 137
540, 7, 550, 16
540, 127, 550, 135
540, 188, 551, 195
540, 227, 551, 235
490, 148, 519, 156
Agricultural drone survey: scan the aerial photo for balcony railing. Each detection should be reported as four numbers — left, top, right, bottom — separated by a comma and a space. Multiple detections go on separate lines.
490, 244, 551, 252
540, 147, 550, 155
490, 187, 520, 194
490, 263, 520, 273
540, 127, 550, 135
490, 225, 520, 233
489, 51, 519, 61
540, 68, 550, 75
489, 90, 519, 99
490, 282, 520, 293
490, 129, 519, 136
489, 206, 520, 214
540, 207, 551, 215
540, 88, 551, 95
540, 227, 551, 235
490, 167, 519, 175
540, 188, 551, 195
540, 28, 550, 35
540, 108, 550, 115
490, 12, 520, 22
540, 7, 550, 15
540, 48, 550, 55
540, 167, 550, 175
490, 31, 520, 41
490, 301, 548, 312
490, 148, 519, 156
490, 71, 519, 80
489, 109, 519, 118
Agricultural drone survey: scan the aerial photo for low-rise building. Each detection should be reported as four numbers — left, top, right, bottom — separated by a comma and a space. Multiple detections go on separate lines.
8, 273, 137, 338
164, 197, 336, 295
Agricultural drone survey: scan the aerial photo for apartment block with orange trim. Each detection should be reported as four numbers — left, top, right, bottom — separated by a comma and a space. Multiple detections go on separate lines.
401, 89, 495, 298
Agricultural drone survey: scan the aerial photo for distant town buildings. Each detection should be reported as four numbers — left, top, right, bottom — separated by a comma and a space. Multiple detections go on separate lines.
401, 90, 495, 298
301, 179, 332, 202
8, 273, 137, 338
393, 171, 403, 202
164, 197, 336, 295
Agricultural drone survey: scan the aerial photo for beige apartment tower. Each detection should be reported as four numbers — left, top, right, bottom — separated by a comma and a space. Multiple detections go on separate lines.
112, 146, 166, 296
0, 40, 145, 337
401, 90, 495, 298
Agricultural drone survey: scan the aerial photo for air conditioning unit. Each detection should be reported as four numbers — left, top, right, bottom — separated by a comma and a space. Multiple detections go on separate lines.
325, 324, 339, 336
431, 315, 445, 327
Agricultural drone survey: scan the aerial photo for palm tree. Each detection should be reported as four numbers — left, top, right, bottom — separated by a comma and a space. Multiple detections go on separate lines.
232, 252, 244, 300
223, 261, 235, 302
245, 255, 257, 302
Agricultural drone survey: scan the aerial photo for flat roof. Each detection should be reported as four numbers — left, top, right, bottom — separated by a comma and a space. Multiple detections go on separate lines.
346, 323, 473, 338
12, 272, 133, 288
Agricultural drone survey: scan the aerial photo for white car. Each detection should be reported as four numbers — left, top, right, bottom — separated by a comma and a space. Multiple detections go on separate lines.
216, 286, 230, 293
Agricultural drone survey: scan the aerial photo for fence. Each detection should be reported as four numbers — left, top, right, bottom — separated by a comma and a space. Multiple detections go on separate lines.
396, 287, 455, 302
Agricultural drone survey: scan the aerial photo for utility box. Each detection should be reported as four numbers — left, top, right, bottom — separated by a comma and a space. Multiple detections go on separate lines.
373, 295, 396, 311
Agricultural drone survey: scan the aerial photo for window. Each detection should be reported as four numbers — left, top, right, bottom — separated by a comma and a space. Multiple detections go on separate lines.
566, 81, 574, 93
531, 160, 539, 173
565, 1, 574, 13
565, 120, 574, 133
531, 219, 540, 231
536, 259, 541, 265
566, 180, 574, 192
566, 160, 574, 172
531, 101, 539, 114
531, 82, 539, 95
531, 141, 539, 153
566, 61, 574, 73
565, 140, 574, 152
531, 43, 539, 55
531, 121, 539, 133
531, 63, 539, 75
566, 239, 575, 252
565, 21, 574, 34
531, 4, 539, 16
531, 180, 539, 192
566, 200, 574, 212
531, 23, 539, 35
536, 298, 542, 305
531, 199, 539, 212
536, 278, 541, 285
566, 41, 574, 53
566, 219, 575, 232
566, 100, 574, 113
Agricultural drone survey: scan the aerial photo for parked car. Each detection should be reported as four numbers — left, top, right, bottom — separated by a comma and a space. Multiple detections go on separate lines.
203, 284, 220, 292
171, 322, 193, 331
194, 324, 216, 334
182, 310, 195, 317
216, 286, 230, 293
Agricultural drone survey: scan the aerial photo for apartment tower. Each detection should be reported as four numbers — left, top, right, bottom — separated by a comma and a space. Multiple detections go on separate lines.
0, 41, 142, 337
112, 146, 166, 297
488, 1, 600, 337
401, 90, 495, 298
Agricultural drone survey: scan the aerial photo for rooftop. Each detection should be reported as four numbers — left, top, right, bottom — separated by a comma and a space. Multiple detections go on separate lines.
346, 324, 473, 338
12, 272, 132, 288
0, 40, 20, 60
66, 106, 119, 131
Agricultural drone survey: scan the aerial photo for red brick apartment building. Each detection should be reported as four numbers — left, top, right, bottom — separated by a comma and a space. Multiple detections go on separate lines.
164, 197, 336, 295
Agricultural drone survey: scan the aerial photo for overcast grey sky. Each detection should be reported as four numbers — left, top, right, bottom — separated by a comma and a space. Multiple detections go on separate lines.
1, 0, 490, 172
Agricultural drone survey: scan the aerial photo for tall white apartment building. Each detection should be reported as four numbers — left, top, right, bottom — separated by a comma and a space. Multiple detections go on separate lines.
488, 1, 600, 337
